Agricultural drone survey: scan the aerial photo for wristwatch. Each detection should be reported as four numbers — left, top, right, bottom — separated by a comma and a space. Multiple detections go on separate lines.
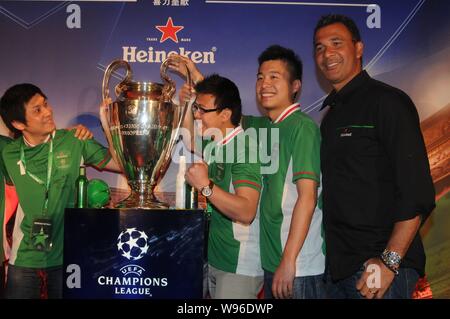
380, 249, 402, 275
201, 180, 214, 198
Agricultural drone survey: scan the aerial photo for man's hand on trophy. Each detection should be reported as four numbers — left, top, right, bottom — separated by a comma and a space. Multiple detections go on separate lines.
185, 161, 210, 191
179, 83, 196, 106
167, 54, 204, 84
69, 124, 94, 140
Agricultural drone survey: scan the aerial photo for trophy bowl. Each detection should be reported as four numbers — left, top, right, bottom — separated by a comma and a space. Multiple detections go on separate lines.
102, 59, 190, 208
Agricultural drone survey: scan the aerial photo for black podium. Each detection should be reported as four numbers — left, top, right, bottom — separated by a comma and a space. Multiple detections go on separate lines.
63, 208, 205, 299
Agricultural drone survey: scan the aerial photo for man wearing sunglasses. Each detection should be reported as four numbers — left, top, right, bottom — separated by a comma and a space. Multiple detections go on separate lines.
183, 74, 264, 299
170, 45, 325, 299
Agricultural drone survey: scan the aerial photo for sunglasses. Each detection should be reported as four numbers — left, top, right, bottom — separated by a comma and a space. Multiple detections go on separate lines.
191, 101, 219, 115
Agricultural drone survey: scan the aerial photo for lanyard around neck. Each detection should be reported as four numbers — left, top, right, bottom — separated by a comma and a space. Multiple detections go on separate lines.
19, 136, 54, 215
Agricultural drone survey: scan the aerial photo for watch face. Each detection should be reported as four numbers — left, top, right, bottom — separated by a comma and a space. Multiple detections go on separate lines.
202, 186, 212, 197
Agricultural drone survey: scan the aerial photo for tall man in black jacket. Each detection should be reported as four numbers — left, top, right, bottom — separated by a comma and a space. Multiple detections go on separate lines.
314, 14, 435, 299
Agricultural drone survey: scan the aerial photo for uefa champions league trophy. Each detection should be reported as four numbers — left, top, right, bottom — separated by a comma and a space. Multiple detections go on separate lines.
102, 58, 191, 208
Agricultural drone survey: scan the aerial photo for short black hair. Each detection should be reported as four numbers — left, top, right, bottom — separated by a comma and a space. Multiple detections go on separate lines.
194, 74, 242, 126
0, 83, 46, 137
314, 14, 362, 42
258, 45, 303, 82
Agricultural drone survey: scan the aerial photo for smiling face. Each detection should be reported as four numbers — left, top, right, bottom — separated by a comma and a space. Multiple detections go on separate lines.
12, 93, 56, 143
256, 59, 301, 118
314, 22, 364, 91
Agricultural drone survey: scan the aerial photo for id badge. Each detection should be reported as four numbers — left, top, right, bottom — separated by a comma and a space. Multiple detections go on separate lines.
31, 218, 53, 251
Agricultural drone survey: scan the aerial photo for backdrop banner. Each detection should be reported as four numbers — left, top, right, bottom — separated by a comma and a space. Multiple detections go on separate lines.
1, 0, 448, 298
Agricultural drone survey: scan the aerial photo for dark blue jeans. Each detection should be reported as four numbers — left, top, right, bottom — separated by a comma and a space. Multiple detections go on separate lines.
325, 266, 419, 299
5, 264, 62, 299
264, 270, 327, 299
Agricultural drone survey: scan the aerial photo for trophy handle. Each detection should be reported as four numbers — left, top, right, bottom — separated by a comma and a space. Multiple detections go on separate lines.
100, 60, 131, 176
157, 58, 192, 184
160, 58, 192, 102
102, 59, 133, 101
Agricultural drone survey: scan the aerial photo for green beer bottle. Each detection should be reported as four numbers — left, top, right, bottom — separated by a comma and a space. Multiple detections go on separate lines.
185, 184, 198, 209
75, 166, 88, 208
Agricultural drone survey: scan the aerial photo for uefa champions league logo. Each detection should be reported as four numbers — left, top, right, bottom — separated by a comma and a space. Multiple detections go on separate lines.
117, 228, 150, 261
95, 228, 167, 297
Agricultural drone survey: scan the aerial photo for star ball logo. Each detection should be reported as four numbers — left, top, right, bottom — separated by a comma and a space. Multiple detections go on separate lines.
117, 227, 149, 261
95, 227, 168, 297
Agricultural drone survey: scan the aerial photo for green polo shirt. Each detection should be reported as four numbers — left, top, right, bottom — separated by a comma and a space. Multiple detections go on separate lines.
2, 129, 111, 268
204, 126, 263, 276
243, 104, 325, 276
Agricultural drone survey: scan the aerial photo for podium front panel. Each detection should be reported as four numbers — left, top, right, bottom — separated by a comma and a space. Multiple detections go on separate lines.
63, 208, 205, 299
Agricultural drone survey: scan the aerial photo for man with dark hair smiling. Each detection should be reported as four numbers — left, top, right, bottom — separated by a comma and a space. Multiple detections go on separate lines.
314, 14, 435, 299
170, 45, 326, 300
0, 83, 121, 298
244, 45, 325, 299
185, 74, 263, 299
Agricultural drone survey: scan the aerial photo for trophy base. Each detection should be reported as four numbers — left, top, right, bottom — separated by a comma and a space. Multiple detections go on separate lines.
115, 192, 169, 209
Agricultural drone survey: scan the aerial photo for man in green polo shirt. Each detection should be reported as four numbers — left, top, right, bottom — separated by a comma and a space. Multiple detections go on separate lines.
242, 46, 325, 299
0, 83, 121, 299
185, 74, 263, 299
170, 45, 326, 299
0, 121, 96, 298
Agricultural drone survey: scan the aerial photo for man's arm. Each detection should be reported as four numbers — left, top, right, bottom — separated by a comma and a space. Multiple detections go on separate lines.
102, 152, 122, 172
356, 216, 421, 299
185, 161, 260, 224
385, 216, 421, 257
167, 54, 204, 85
272, 178, 318, 299
98, 98, 122, 173
66, 122, 120, 172
168, 54, 205, 154
357, 91, 435, 299
208, 184, 259, 224
68, 124, 93, 140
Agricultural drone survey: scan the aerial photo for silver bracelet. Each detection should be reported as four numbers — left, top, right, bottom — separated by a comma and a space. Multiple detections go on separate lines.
380, 249, 401, 275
